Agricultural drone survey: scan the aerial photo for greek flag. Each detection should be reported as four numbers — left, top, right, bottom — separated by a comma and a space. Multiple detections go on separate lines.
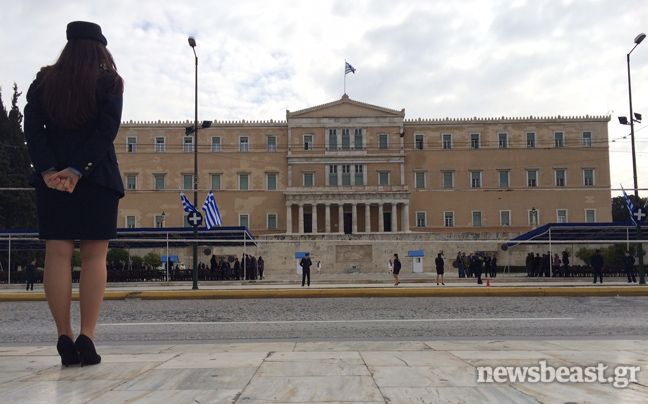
180, 192, 197, 214
621, 185, 637, 225
345, 61, 356, 74
202, 191, 223, 229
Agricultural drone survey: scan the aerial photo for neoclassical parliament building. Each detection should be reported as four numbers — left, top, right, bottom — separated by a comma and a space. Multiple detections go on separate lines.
116, 94, 611, 238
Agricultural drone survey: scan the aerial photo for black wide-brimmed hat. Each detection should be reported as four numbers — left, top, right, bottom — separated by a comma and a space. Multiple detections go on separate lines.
66, 21, 107, 46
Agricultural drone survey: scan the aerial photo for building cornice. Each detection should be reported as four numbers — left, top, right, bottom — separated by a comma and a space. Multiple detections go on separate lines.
404, 115, 611, 125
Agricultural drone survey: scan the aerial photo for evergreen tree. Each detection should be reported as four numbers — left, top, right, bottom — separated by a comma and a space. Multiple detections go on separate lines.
0, 84, 37, 229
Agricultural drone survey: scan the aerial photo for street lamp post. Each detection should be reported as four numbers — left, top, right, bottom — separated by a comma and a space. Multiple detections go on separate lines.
161, 211, 169, 282
619, 32, 646, 285
188, 36, 199, 290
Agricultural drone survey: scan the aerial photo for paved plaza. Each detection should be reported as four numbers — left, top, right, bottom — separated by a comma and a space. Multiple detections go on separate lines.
1, 339, 648, 403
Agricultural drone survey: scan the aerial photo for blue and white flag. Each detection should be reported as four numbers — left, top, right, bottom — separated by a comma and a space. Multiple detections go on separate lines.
345, 61, 356, 74
621, 185, 637, 225
202, 191, 223, 229
180, 192, 197, 214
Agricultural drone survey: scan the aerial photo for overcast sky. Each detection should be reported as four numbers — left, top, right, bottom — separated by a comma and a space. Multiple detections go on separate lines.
1, 0, 647, 195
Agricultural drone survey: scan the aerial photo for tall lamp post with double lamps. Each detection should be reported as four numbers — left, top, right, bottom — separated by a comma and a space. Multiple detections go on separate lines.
618, 32, 646, 285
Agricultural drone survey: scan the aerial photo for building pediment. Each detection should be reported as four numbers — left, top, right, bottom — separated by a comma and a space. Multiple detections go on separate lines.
287, 94, 405, 119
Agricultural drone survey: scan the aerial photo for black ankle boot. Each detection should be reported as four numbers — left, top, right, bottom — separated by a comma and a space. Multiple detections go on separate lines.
56, 335, 80, 367
75, 334, 101, 366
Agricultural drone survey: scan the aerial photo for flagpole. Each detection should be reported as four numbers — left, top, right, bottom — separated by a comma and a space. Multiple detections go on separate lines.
343, 60, 346, 95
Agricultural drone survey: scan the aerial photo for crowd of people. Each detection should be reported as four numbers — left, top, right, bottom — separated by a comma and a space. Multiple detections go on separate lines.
195, 254, 265, 281
453, 252, 498, 285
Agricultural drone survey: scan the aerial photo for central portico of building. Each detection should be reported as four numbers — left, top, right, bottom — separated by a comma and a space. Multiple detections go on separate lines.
285, 94, 410, 234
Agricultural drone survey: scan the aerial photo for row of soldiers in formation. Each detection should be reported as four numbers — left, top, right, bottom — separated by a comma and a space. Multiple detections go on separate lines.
453, 252, 498, 284
525, 251, 570, 277
194, 254, 265, 281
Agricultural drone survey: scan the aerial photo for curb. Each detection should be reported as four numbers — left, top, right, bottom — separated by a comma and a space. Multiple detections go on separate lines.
1, 286, 647, 301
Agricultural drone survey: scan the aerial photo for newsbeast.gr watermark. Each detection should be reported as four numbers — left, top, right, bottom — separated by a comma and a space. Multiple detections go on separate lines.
477, 361, 641, 388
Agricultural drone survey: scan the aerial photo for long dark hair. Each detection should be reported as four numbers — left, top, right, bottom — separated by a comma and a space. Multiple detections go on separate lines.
40, 39, 123, 129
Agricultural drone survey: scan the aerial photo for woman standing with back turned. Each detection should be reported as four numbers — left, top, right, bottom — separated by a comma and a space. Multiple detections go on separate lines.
24, 21, 124, 367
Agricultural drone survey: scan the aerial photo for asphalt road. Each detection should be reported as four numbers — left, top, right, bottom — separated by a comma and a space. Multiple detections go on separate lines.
2, 296, 648, 344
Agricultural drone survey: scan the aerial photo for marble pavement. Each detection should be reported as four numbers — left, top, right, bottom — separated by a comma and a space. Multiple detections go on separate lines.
1, 339, 647, 403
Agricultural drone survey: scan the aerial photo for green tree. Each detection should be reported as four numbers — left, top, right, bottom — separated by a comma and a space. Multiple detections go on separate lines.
130, 255, 143, 270
107, 248, 129, 267
612, 195, 647, 223
143, 252, 161, 268
0, 84, 37, 229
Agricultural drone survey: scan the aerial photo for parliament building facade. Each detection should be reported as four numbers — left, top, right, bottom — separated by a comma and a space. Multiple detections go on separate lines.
115, 95, 611, 238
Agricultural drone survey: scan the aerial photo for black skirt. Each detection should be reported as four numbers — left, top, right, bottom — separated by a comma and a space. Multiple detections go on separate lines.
35, 179, 120, 240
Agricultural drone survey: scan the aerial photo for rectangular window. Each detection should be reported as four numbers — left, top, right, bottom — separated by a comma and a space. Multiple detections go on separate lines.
416, 212, 426, 228
328, 129, 337, 150
127, 137, 137, 153
529, 209, 540, 226
378, 171, 390, 186
155, 215, 165, 228
154, 174, 165, 190
582, 131, 592, 147
239, 174, 249, 191
183, 136, 194, 152
555, 169, 566, 187
183, 174, 193, 190
125, 174, 137, 190
126, 216, 136, 229
342, 165, 351, 186
341, 128, 351, 150
527, 169, 538, 187
498, 170, 509, 188
378, 133, 389, 150
554, 131, 564, 148
239, 136, 249, 152
470, 171, 482, 188
329, 165, 338, 186
470, 133, 480, 149
500, 210, 511, 226
442, 133, 452, 150
354, 165, 364, 185
239, 214, 249, 228
443, 171, 454, 189
267, 213, 277, 230
267, 135, 277, 152
303, 134, 313, 150
585, 209, 596, 223
415, 172, 426, 189
303, 172, 314, 187
155, 137, 165, 152
472, 211, 482, 227
557, 209, 568, 223
211, 136, 221, 152
267, 173, 277, 191
526, 132, 536, 148
415, 133, 424, 150
583, 169, 595, 186
498, 132, 508, 149
210, 174, 221, 191
444, 211, 454, 227
354, 128, 363, 150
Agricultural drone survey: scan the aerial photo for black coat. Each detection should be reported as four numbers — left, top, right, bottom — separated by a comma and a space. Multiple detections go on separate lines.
24, 70, 124, 197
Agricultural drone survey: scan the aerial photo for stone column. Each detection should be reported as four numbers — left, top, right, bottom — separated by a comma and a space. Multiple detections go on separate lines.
378, 204, 384, 233
403, 202, 410, 232
392, 202, 398, 232
298, 204, 304, 234
352, 203, 358, 234
286, 204, 292, 234
338, 203, 344, 234
365, 204, 371, 233
312, 203, 318, 234
325, 203, 331, 233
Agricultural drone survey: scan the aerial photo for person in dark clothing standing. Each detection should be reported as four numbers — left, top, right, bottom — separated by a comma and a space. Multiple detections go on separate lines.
391, 254, 402, 286
591, 249, 604, 284
299, 253, 312, 287
24, 21, 123, 367
562, 250, 570, 277
490, 255, 497, 278
435, 252, 445, 285
624, 250, 637, 283
258, 256, 265, 280
470, 254, 483, 285
26, 259, 37, 291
